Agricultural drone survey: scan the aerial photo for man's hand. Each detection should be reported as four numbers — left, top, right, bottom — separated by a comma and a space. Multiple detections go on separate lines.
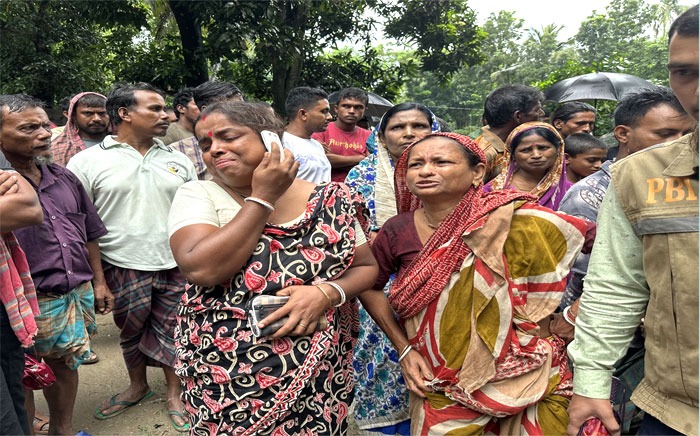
0, 170, 20, 196
93, 282, 114, 315
567, 394, 620, 436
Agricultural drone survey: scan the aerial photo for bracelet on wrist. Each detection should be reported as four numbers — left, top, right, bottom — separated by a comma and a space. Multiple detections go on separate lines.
398, 344, 413, 363
324, 281, 346, 307
562, 306, 576, 326
244, 196, 275, 212
315, 284, 333, 307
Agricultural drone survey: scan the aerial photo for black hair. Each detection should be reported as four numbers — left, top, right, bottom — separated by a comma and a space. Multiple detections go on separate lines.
436, 117, 451, 132
564, 133, 607, 156
192, 81, 243, 110
172, 87, 195, 119
669, 5, 698, 42
196, 101, 285, 140
336, 87, 369, 106
613, 86, 686, 127
550, 101, 596, 123
74, 94, 106, 111
483, 85, 545, 128
106, 82, 164, 125
0, 94, 45, 129
509, 127, 563, 152
285, 87, 328, 120
58, 95, 72, 113
378, 102, 433, 137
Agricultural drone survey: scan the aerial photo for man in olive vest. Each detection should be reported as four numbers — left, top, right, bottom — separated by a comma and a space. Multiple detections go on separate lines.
566, 6, 698, 436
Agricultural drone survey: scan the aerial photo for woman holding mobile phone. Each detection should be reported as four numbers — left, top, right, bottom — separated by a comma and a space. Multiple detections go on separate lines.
167, 101, 378, 435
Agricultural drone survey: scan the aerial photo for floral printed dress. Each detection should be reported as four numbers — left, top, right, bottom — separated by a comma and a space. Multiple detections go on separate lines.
175, 183, 363, 435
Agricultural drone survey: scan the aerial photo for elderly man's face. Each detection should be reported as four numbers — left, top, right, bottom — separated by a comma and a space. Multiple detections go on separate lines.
0, 107, 52, 160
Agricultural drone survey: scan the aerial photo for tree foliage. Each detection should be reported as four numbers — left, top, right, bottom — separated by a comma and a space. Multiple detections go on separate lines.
0, 0, 148, 102
0, 0, 687, 133
383, 0, 485, 82
402, 0, 688, 133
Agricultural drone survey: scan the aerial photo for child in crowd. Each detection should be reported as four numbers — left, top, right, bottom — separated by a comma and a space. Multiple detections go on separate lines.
564, 133, 608, 183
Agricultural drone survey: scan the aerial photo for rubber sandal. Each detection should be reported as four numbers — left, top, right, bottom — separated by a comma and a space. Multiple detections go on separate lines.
76, 431, 92, 436
33, 416, 49, 435
82, 350, 99, 365
167, 410, 191, 433
93, 390, 154, 420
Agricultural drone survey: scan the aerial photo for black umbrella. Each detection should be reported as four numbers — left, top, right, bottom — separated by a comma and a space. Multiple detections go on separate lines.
544, 72, 655, 102
327, 91, 393, 118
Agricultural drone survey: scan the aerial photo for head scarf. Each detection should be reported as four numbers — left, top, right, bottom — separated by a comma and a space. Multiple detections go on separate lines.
363, 106, 440, 228
51, 92, 107, 167
489, 121, 569, 210
389, 132, 534, 318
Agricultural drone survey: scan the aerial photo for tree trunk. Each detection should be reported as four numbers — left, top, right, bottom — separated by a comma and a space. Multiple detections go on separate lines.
270, 0, 308, 116
169, 0, 209, 86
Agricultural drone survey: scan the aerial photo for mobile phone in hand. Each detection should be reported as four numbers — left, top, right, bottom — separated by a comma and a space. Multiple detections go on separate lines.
260, 130, 285, 162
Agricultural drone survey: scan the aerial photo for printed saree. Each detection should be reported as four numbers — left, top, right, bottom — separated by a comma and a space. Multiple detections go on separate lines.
393, 202, 586, 434
389, 132, 587, 434
175, 183, 363, 436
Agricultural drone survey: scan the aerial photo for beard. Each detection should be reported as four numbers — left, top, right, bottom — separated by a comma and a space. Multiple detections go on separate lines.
34, 153, 54, 165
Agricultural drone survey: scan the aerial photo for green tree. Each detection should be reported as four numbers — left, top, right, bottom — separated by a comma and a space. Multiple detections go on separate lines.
0, 0, 148, 104
383, 0, 485, 83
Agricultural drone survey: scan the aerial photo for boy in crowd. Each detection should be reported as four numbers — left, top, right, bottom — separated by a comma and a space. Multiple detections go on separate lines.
564, 133, 608, 183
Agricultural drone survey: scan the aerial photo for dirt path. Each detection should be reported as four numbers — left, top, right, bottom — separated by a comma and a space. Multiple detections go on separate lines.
35, 316, 180, 436
34, 315, 364, 435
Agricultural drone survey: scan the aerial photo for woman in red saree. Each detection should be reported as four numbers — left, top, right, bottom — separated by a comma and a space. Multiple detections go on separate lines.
364, 132, 587, 434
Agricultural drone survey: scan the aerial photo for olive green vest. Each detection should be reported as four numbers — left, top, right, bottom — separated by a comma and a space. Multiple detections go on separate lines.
610, 130, 698, 434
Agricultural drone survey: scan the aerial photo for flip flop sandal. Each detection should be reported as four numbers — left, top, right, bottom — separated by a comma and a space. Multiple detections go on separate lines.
167, 410, 191, 433
82, 350, 99, 365
93, 390, 154, 420
33, 416, 49, 435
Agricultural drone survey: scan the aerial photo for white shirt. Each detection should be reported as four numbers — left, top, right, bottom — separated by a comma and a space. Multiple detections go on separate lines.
67, 136, 196, 270
282, 132, 331, 184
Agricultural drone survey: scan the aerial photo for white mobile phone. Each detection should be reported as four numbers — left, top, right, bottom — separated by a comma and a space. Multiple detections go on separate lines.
260, 130, 285, 162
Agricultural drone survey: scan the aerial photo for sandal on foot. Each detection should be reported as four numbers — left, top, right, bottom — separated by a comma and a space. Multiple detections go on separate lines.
168, 410, 191, 433
83, 350, 99, 365
33, 416, 49, 435
93, 390, 154, 420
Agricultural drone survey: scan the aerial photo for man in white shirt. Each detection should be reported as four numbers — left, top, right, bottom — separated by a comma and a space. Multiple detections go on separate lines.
282, 87, 333, 183
67, 82, 196, 432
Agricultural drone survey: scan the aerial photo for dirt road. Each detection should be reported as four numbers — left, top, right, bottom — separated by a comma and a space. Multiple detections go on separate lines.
35, 316, 182, 436
34, 315, 364, 435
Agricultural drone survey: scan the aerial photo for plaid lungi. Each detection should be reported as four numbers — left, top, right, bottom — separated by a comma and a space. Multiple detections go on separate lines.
103, 263, 185, 368
34, 281, 96, 370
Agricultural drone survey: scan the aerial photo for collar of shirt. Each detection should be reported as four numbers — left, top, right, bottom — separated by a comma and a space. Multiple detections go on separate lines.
102, 135, 172, 152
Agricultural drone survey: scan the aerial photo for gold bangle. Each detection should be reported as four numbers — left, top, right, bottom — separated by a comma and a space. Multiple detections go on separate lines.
315, 284, 333, 307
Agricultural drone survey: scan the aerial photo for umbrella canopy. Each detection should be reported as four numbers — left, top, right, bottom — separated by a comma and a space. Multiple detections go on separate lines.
327, 90, 393, 118
544, 72, 655, 102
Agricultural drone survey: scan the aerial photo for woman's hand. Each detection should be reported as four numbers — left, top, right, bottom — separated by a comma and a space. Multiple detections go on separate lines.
258, 284, 330, 339
399, 349, 434, 398
548, 313, 575, 342
251, 142, 299, 204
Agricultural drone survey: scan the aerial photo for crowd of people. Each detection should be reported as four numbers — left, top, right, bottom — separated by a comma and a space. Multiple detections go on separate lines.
0, 5, 696, 436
